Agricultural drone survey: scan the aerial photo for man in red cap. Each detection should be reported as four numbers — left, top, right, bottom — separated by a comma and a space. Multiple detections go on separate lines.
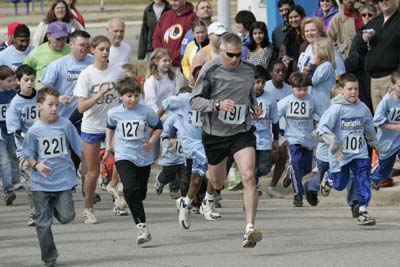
0, 21, 20, 52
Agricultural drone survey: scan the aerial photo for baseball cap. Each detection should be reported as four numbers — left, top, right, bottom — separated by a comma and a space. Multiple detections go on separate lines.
7, 21, 20, 35
47, 21, 69, 39
207, 22, 228, 35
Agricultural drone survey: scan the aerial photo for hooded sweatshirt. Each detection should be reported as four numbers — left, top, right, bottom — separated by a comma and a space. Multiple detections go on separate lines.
316, 93, 378, 172
152, 2, 197, 66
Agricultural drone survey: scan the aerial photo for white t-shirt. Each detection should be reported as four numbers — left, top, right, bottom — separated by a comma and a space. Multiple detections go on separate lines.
144, 73, 176, 112
109, 42, 132, 67
73, 64, 125, 134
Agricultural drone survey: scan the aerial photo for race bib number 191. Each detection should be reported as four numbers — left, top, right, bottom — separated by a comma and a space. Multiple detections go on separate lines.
218, 104, 246, 125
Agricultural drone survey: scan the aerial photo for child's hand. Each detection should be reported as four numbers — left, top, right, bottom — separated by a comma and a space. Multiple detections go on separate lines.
251, 104, 262, 117
334, 151, 344, 161
103, 148, 112, 161
36, 159, 52, 178
142, 140, 153, 154
59, 95, 71, 105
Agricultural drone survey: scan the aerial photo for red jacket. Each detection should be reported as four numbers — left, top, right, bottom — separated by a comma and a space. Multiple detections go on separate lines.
152, 2, 197, 66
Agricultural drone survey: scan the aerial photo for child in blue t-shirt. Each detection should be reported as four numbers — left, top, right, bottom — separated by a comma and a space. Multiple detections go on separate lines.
0, 65, 18, 205
317, 73, 379, 226
105, 77, 163, 245
23, 87, 82, 267
251, 66, 279, 195
278, 72, 323, 207
371, 70, 400, 189
155, 115, 186, 198
5, 64, 38, 225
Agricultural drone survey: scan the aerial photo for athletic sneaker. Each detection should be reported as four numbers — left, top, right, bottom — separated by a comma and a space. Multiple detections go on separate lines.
4, 191, 16, 205
92, 193, 101, 204
293, 194, 303, 207
113, 206, 128, 216
107, 183, 128, 210
371, 181, 380, 191
27, 213, 36, 226
44, 251, 59, 267
242, 226, 262, 248
170, 191, 180, 199
136, 223, 152, 245
304, 181, 318, 206
266, 187, 283, 199
200, 199, 221, 221
357, 211, 376, 226
351, 203, 360, 218
154, 178, 164, 195
192, 206, 200, 214
176, 197, 191, 229
282, 166, 292, 188
320, 180, 331, 197
84, 208, 98, 224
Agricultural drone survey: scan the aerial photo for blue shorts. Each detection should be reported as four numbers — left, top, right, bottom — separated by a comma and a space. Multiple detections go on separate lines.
191, 144, 207, 177
81, 132, 105, 144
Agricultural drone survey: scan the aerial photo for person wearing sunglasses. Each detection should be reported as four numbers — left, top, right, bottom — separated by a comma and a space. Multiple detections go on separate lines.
327, 0, 364, 60
312, 0, 339, 32
359, 4, 378, 25
190, 33, 263, 248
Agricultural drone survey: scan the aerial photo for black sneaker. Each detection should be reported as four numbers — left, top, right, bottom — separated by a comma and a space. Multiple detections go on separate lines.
304, 182, 318, 206
357, 211, 376, 226
293, 194, 303, 207
282, 168, 292, 188
351, 203, 360, 218
371, 181, 380, 191
4, 191, 16, 206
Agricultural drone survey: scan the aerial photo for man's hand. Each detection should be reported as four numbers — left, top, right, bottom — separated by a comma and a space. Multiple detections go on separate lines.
219, 99, 235, 112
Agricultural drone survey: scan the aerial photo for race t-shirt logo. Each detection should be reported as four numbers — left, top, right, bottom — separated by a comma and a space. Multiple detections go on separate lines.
163, 24, 183, 43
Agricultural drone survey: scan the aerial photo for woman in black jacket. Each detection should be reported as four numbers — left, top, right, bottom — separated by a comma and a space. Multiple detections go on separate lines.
138, 0, 171, 60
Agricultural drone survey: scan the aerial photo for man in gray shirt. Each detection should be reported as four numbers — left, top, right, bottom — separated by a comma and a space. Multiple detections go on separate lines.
190, 33, 263, 248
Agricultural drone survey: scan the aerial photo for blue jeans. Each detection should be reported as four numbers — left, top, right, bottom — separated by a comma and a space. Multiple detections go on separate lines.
255, 150, 272, 184
308, 159, 358, 206
0, 140, 13, 193
32, 190, 75, 262
371, 151, 399, 182
0, 130, 20, 184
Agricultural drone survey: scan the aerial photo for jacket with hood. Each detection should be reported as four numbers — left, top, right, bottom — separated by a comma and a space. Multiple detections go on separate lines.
316, 93, 378, 172
138, 1, 171, 59
152, 2, 197, 66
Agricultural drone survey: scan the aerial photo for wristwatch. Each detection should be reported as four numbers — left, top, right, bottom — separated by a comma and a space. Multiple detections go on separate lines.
215, 100, 220, 111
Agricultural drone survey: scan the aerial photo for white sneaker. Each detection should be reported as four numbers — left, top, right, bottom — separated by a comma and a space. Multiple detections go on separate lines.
136, 223, 152, 245
27, 213, 36, 226
176, 197, 191, 229
113, 206, 128, 216
107, 183, 128, 208
266, 187, 283, 199
199, 199, 221, 221
242, 226, 262, 248
84, 208, 98, 224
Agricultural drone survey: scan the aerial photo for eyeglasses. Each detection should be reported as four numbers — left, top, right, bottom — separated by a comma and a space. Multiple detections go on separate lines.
225, 52, 242, 58
320, 0, 331, 3
361, 13, 374, 18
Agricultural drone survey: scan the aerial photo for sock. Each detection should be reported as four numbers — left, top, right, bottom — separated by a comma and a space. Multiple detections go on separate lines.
184, 196, 193, 206
204, 192, 214, 201
245, 223, 254, 233
359, 205, 367, 213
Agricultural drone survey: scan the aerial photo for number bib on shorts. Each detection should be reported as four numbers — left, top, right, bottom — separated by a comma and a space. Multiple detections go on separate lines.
388, 107, 400, 124
39, 135, 68, 159
286, 100, 310, 119
218, 104, 246, 125
188, 110, 202, 127
0, 104, 9, 121
24, 105, 38, 122
119, 120, 145, 140
342, 134, 363, 154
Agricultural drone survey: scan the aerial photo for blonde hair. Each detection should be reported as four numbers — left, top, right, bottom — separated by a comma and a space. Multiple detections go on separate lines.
147, 48, 175, 80
301, 17, 326, 40
331, 83, 342, 98
313, 37, 336, 69
122, 63, 138, 79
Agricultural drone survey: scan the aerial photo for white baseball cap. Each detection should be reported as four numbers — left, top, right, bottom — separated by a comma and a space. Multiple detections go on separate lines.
207, 22, 228, 35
